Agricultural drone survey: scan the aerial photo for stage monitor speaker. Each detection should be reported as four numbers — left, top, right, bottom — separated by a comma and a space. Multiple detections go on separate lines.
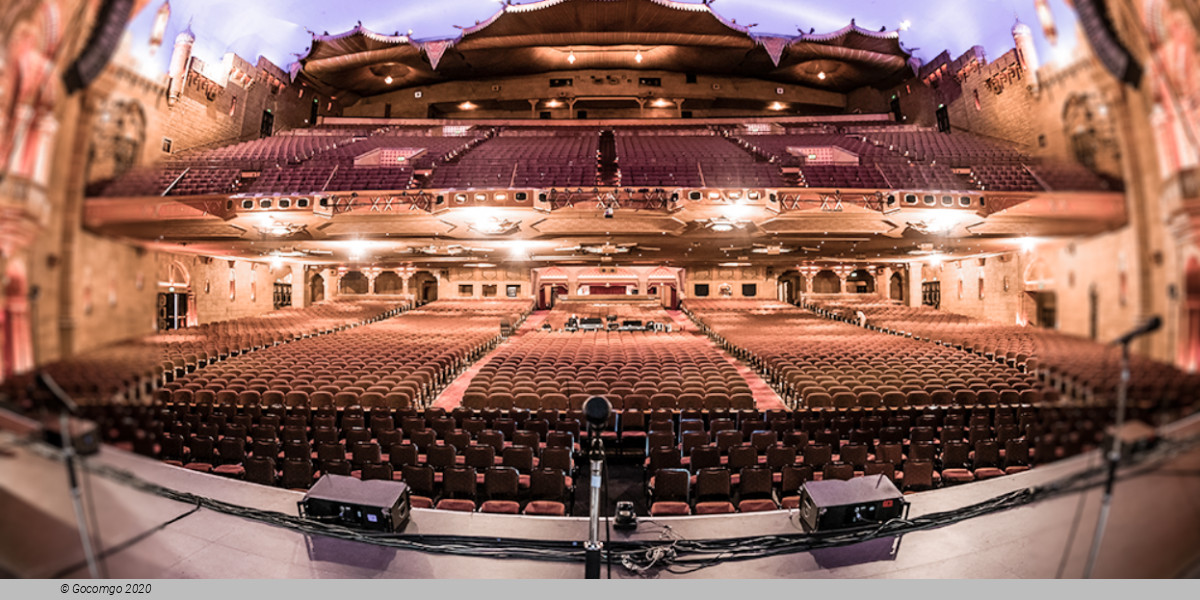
41, 416, 100, 456
298, 474, 410, 532
798, 474, 906, 532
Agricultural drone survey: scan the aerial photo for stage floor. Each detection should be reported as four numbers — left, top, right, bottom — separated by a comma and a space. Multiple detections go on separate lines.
1, 417, 1198, 579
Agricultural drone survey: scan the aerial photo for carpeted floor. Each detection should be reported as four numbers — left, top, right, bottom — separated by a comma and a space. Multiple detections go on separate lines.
431, 310, 550, 409
433, 309, 786, 411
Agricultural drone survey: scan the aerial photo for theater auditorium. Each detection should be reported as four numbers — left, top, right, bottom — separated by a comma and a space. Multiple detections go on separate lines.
1, 0, 1198, 580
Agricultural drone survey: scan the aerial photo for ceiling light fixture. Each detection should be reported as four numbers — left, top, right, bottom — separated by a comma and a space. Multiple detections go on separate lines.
567, 50, 576, 64
545, 99, 562, 108
907, 211, 976, 235
651, 98, 671, 108
384, 75, 394, 84
635, 50, 643, 63
818, 71, 826, 80
722, 203, 754, 220
470, 212, 519, 235
347, 240, 371, 261
458, 101, 476, 110
769, 101, 786, 111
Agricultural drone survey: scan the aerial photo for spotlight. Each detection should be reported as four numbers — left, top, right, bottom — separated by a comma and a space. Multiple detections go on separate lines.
384, 76, 393, 84
635, 50, 643, 63
567, 50, 576, 64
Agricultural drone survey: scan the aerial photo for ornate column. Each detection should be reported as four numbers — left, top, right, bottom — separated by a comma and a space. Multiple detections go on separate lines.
397, 265, 415, 298
833, 265, 853, 293
907, 262, 924, 307
328, 268, 343, 300
364, 267, 381, 295
876, 266, 891, 298
567, 270, 580, 298
290, 263, 307, 308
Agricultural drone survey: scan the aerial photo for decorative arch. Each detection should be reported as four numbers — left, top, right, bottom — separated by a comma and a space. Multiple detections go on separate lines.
339, 271, 369, 294
413, 270, 439, 303
159, 260, 190, 290
847, 268, 876, 293
1023, 258, 1054, 291
375, 271, 403, 294
889, 272, 904, 301
777, 269, 804, 303
309, 273, 326, 303
811, 269, 841, 294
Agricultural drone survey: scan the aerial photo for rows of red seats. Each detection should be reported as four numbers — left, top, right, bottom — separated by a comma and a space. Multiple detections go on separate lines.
87, 400, 1106, 516
685, 300, 1050, 410
463, 306, 752, 411
8, 299, 406, 407
806, 297, 1200, 421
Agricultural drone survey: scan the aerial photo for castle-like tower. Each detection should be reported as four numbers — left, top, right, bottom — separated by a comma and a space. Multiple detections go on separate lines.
1012, 18, 1040, 88
148, 1, 171, 58
167, 20, 194, 106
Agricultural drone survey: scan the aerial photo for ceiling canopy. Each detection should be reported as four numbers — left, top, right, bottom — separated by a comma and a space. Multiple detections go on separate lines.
299, 0, 915, 97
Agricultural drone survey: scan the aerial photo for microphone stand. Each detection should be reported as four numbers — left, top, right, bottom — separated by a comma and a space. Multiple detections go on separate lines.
37, 374, 101, 578
1082, 338, 1132, 578
584, 429, 605, 579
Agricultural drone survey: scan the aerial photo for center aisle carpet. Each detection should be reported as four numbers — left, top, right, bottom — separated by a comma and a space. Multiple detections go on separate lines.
666, 310, 787, 411
431, 310, 549, 409
434, 309, 784, 411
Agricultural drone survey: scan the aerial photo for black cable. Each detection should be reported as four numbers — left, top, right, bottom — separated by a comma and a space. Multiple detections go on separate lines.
1056, 449, 1095, 579
56, 430, 1200, 575
1055, 339, 1117, 578
50, 501, 201, 579
79, 456, 110, 579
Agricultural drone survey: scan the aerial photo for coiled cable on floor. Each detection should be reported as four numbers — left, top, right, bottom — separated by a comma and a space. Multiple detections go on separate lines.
23, 429, 1199, 575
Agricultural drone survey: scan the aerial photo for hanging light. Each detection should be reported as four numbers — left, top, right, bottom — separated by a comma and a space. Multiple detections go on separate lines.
384, 75, 393, 84
818, 71, 826, 80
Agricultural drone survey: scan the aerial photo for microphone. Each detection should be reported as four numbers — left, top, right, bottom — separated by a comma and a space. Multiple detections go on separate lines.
583, 395, 612, 433
1112, 315, 1162, 345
